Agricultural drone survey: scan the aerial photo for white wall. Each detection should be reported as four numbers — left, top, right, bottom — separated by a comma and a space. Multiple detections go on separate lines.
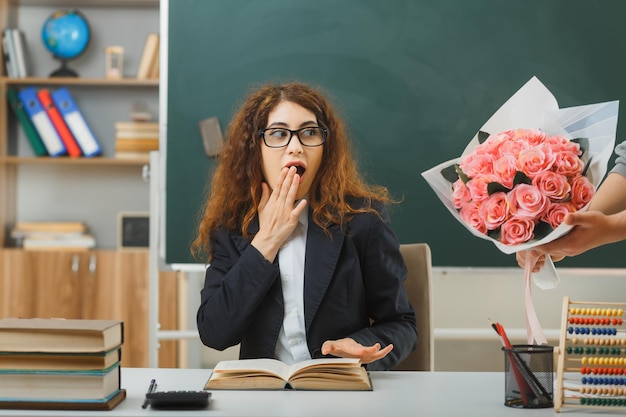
432, 267, 626, 371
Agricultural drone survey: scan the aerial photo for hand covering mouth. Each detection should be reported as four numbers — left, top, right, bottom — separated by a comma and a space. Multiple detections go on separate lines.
285, 163, 306, 176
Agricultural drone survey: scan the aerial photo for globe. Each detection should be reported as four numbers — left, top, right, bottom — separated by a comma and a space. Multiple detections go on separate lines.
41, 10, 90, 77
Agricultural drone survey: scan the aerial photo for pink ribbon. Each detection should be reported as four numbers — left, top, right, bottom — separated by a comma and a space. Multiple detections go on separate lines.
523, 250, 548, 345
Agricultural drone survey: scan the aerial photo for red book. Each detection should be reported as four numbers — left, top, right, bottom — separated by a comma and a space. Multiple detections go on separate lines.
37, 89, 82, 157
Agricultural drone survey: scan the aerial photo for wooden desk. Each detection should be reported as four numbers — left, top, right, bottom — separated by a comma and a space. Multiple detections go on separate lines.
0, 367, 596, 416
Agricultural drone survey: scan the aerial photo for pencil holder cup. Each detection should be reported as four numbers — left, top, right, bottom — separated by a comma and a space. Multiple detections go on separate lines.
502, 344, 554, 409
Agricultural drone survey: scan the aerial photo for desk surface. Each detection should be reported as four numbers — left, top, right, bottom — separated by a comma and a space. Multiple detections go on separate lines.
0, 368, 603, 416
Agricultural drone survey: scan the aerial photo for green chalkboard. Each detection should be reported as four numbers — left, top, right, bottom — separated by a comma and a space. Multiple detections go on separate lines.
166, 0, 626, 267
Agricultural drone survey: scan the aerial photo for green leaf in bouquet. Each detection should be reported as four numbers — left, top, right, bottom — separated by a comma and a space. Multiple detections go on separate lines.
487, 181, 510, 195
477, 130, 490, 144
533, 220, 553, 241
440, 164, 461, 183
582, 155, 593, 177
455, 165, 471, 184
513, 171, 532, 186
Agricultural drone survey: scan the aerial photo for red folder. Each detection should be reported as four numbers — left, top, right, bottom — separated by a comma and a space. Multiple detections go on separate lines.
37, 89, 82, 157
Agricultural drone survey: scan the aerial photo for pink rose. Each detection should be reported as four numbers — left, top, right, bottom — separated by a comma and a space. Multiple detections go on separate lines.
459, 153, 495, 178
451, 179, 471, 209
541, 202, 575, 229
474, 133, 507, 156
532, 171, 571, 202
570, 175, 595, 209
552, 151, 584, 177
479, 192, 510, 230
460, 202, 487, 235
544, 135, 581, 155
465, 174, 499, 202
518, 129, 548, 146
518, 144, 556, 178
493, 155, 519, 189
500, 217, 536, 245
498, 137, 530, 159
507, 183, 550, 219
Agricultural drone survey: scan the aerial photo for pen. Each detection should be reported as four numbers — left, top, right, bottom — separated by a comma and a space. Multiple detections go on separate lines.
141, 378, 157, 409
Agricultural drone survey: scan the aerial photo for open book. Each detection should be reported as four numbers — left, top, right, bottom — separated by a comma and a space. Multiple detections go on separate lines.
204, 358, 371, 391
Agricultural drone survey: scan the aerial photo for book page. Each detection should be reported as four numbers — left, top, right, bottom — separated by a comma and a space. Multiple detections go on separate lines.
287, 358, 361, 378
212, 358, 291, 380
289, 365, 371, 391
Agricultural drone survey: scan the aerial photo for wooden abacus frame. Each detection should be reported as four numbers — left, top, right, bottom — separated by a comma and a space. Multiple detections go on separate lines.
555, 297, 626, 412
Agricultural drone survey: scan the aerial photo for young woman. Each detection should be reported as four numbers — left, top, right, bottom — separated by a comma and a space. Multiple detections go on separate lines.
192, 82, 417, 370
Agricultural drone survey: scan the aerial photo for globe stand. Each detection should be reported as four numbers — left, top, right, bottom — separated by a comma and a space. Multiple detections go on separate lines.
49, 59, 79, 78
43, 10, 90, 78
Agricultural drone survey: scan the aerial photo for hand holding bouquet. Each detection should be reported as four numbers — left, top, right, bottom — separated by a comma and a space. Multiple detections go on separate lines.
422, 77, 618, 344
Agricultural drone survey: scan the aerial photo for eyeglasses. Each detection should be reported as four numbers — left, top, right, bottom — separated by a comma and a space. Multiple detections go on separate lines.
258, 126, 327, 148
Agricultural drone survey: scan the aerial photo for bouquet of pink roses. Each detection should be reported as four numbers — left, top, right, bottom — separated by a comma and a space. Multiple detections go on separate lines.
422, 77, 618, 344
449, 128, 594, 247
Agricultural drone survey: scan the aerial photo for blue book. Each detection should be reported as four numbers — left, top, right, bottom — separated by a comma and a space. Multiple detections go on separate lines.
17, 87, 66, 157
50, 87, 102, 157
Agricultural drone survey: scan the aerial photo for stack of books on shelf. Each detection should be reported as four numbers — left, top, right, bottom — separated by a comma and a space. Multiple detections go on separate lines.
2, 28, 29, 78
136, 33, 159, 80
114, 121, 159, 160
11, 221, 96, 251
6, 86, 102, 158
0, 318, 125, 411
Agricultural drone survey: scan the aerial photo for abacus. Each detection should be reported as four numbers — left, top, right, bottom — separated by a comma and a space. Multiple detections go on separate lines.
555, 297, 626, 412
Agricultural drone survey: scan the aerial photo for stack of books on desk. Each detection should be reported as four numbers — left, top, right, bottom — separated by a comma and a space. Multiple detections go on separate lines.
114, 121, 159, 161
0, 318, 126, 411
11, 221, 96, 251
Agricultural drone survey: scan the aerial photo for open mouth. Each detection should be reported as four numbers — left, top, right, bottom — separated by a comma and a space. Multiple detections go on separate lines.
285, 163, 306, 177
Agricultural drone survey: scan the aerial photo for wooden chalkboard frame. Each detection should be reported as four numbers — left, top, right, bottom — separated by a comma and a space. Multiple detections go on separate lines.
165, 0, 626, 267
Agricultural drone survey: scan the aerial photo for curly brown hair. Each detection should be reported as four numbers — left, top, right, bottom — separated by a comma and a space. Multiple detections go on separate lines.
191, 82, 392, 262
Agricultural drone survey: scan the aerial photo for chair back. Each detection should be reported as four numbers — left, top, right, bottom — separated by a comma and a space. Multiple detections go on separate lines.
394, 243, 434, 371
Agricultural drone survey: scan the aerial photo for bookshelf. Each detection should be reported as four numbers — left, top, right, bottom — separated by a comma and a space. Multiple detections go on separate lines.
0, 0, 179, 367
0, 0, 160, 248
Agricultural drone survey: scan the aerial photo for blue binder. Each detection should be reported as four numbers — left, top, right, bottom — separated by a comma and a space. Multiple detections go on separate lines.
17, 87, 66, 157
7, 88, 48, 156
51, 87, 102, 157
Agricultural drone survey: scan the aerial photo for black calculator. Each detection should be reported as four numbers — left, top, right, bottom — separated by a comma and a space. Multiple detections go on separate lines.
145, 390, 211, 409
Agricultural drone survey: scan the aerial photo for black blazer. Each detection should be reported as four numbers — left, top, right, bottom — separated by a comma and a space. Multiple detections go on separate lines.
196, 200, 417, 371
